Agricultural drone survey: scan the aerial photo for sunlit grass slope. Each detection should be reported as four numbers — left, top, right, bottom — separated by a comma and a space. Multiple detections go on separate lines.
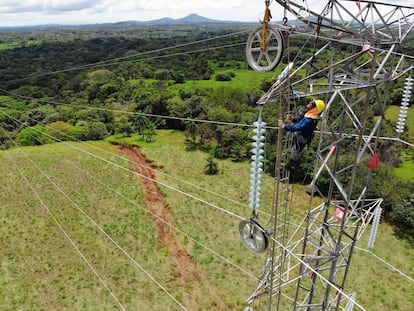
169, 64, 276, 92
386, 105, 414, 141
0, 130, 413, 310
385, 105, 414, 182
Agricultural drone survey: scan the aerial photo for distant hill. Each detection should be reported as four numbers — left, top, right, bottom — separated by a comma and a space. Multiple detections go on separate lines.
109, 13, 241, 27
0, 13, 249, 31
144, 13, 217, 24
175, 13, 219, 23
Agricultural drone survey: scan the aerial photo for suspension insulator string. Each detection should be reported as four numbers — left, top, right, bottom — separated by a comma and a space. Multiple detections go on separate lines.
368, 206, 382, 249
396, 74, 412, 136
249, 105, 267, 216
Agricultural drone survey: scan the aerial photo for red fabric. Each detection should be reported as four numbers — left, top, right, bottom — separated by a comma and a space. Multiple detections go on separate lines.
369, 153, 379, 170
334, 207, 346, 221
329, 144, 337, 155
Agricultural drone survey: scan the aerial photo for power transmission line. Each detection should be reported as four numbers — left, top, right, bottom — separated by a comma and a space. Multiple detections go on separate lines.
1, 109, 267, 308
8, 29, 251, 83
1, 90, 413, 147
9, 114, 260, 280
1, 11, 412, 310
0, 93, 253, 209
6, 106, 412, 305
1, 139, 129, 311
354, 246, 414, 283
3, 131, 189, 310
1, 108, 247, 221
3, 110, 261, 278
0, 97, 277, 225
40, 140, 260, 281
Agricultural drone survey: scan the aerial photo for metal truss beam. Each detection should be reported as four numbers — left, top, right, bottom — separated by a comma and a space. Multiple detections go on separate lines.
247, 1, 413, 310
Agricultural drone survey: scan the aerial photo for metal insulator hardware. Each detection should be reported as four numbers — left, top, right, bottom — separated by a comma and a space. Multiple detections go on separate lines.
368, 206, 382, 248
249, 118, 266, 210
396, 74, 412, 134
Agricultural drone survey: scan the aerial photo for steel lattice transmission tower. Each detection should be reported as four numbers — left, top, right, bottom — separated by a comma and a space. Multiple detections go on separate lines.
243, 1, 414, 310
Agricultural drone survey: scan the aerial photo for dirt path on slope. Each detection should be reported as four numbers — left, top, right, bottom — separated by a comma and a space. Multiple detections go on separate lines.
117, 144, 228, 309
118, 144, 199, 283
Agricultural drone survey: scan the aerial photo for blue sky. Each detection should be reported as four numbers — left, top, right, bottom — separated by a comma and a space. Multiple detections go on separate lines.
0, 0, 411, 27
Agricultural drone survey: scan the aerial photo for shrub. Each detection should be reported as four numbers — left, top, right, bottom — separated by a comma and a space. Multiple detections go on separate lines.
393, 195, 414, 228
204, 154, 219, 175
44, 121, 74, 141
215, 73, 231, 81
87, 122, 109, 140
69, 126, 89, 141
17, 125, 50, 146
154, 69, 171, 81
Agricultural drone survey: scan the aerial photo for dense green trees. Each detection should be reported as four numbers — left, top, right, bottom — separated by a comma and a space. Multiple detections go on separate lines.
393, 194, 414, 228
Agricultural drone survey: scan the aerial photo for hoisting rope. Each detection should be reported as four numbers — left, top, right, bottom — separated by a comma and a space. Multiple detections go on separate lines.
260, 0, 273, 52
313, 1, 333, 58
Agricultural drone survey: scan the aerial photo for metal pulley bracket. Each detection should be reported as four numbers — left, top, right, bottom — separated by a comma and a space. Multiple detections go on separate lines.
239, 218, 269, 253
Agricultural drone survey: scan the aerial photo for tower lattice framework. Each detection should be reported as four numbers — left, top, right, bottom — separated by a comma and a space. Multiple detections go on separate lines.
246, 1, 414, 310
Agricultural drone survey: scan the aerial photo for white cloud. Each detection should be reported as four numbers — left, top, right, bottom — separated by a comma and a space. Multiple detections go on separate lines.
0, 0, 102, 14
0, 0, 261, 26
0, 0, 43, 14
135, 0, 245, 11
42, 0, 103, 13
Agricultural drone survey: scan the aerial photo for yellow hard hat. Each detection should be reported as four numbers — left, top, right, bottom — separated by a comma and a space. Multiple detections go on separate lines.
313, 99, 326, 113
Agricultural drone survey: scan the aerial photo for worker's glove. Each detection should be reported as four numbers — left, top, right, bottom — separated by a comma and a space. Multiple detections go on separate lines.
278, 119, 285, 129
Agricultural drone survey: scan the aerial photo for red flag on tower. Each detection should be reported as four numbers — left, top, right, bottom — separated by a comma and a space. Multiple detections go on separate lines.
369, 153, 379, 170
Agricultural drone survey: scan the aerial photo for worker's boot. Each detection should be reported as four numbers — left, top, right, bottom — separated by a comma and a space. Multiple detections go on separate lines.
285, 159, 297, 170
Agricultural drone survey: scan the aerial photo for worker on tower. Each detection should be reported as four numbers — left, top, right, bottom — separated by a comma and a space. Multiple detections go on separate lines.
278, 99, 326, 170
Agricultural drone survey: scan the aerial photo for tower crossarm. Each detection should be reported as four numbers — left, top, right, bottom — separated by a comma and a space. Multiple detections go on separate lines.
274, 0, 414, 45
260, 44, 413, 104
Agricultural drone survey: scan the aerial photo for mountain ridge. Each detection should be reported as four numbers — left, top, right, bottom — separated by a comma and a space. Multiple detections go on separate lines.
0, 13, 252, 30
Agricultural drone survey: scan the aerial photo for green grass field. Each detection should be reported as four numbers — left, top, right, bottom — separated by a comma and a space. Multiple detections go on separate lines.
169, 65, 276, 92
385, 105, 414, 182
0, 40, 42, 51
0, 130, 413, 310
386, 105, 414, 141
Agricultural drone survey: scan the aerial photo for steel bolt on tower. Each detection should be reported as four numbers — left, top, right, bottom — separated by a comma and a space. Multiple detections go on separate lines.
244, 1, 414, 310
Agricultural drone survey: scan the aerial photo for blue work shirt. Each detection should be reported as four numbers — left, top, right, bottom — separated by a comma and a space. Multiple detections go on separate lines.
284, 117, 317, 139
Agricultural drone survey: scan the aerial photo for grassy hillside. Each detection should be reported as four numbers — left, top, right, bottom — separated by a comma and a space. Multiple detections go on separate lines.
169, 65, 276, 92
0, 130, 413, 310
385, 105, 414, 182
386, 105, 414, 141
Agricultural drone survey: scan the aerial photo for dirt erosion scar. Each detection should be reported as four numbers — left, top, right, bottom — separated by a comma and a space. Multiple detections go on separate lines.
118, 144, 198, 282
